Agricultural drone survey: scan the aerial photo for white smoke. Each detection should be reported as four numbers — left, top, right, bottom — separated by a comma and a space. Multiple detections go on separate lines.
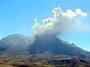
32, 7, 87, 36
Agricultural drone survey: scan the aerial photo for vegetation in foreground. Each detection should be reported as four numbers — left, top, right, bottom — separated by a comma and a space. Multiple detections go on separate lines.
0, 55, 90, 67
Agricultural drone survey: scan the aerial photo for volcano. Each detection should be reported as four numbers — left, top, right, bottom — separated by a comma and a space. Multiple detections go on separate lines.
28, 34, 90, 60
0, 34, 90, 61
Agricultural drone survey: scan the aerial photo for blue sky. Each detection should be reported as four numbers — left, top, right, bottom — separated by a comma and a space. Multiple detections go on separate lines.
0, 0, 90, 51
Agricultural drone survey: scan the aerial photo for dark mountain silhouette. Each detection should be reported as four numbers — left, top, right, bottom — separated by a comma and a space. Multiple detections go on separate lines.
0, 34, 30, 55
0, 34, 90, 61
28, 34, 90, 60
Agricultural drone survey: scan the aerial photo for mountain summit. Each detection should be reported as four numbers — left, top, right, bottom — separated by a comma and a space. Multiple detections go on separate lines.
0, 34, 30, 55
0, 34, 90, 61
28, 34, 90, 60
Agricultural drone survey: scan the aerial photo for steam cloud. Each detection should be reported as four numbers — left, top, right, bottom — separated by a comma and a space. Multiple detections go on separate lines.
32, 7, 87, 36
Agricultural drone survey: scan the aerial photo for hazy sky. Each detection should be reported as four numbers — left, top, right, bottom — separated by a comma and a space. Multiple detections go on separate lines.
0, 0, 90, 51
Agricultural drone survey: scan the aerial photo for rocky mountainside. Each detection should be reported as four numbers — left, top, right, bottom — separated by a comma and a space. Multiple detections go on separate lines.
0, 34, 90, 61
0, 34, 30, 55
28, 34, 90, 61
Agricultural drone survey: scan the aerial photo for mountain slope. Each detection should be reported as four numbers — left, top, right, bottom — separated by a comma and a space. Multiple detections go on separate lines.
0, 34, 30, 55
0, 34, 90, 61
28, 34, 90, 60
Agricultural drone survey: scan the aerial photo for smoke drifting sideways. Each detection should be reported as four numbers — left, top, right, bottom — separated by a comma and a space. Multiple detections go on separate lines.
32, 7, 87, 37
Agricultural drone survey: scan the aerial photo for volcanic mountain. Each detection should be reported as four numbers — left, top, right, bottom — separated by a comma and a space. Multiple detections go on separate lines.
0, 34, 90, 61
0, 34, 30, 55
28, 34, 90, 60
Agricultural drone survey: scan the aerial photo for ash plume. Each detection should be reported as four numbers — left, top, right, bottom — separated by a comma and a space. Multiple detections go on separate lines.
32, 7, 87, 36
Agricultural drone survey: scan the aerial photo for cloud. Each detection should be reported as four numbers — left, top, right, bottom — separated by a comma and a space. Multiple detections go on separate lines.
32, 7, 87, 36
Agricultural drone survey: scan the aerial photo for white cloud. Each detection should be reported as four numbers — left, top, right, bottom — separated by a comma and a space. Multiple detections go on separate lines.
32, 7, 87, 36
76, 8, 87, 16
